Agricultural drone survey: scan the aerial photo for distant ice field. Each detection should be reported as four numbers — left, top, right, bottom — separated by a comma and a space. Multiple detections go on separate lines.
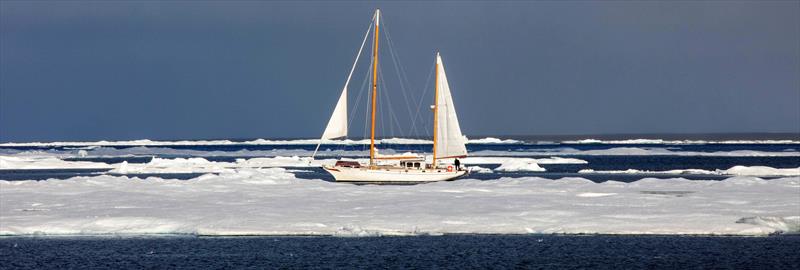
1, 137, 798, 181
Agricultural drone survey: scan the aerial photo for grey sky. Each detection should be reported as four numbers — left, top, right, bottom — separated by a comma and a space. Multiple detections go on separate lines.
1, 1, 798, 142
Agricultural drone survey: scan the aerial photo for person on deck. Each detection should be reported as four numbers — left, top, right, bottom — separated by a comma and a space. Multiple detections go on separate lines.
454, 158, 461, 171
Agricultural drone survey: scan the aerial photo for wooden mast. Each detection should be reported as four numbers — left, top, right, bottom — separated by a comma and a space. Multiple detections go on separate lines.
432, 51, 439, 167
369, 9, 380, 166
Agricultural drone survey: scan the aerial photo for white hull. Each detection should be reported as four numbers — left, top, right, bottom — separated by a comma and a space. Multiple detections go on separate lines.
323, 165, 467, 183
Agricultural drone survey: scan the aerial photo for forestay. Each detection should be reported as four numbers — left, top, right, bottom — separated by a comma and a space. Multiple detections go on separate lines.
312, 16, 374, 157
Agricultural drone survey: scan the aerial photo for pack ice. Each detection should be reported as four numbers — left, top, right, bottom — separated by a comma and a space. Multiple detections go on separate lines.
1, 170, 797, 236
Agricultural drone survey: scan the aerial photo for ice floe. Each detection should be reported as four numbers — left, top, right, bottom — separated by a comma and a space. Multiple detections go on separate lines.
0, 147, 371, 159
463, 157, 587, 165
109, 156, 336, 174
0, 171, 797, 236
464, 137, 521, 144
562, 139, 800, 145
471, 147, 800, 157
466, 166, 493, 173
579, 166, 800, 177
3, 144, 797, 160
724, 166, 800, 176
4, 137, 796, 148
0, 137, 521, 147
0, 156, 111, 170
493, 159, 546, 172
0, 152, 587, 175
103, 156, 576, 174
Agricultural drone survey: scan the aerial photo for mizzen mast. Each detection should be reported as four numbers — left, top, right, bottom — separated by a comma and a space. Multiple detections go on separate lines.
369, 9, 380, 166
432, 51, 440, 167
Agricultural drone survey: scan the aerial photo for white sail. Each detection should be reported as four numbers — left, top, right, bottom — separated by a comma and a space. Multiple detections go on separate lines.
317, 15, 375, 141
311, 15, 374, 158
434, 53, 468, 159
320, 89, 348, 139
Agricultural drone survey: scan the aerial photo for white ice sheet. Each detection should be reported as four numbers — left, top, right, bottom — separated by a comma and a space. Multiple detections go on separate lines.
1, 171, 797, 236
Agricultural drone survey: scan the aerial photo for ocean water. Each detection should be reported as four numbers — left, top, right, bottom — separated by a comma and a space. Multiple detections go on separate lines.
2, 235, 799, 269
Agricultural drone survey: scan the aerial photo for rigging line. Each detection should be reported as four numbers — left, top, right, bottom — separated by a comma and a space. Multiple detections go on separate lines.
383, 24, 423, 152
362, 61, 373, 152
377, 63, 393, 138
341, 19, 374, 108
381, 20, 418, 137
382, 19, 414, 114
382, 83, 392, 139
354, 56, 370, 151
377, 51, 393, 140
383, 24, 416, 116
387, 77, 407, 139
378, 66, 387, 141
411, 59, 435, 137
378, 64, 405, 139
348, 56, 373, 135
312, 17, 374, 158
386, 38, 418, 138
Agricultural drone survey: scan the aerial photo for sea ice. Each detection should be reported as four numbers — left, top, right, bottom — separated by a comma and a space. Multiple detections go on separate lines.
579, 166, 800, 177
0, 153, 587, 175
492, 159, 546, 172
1, 171, 797, 236
0, 156, 111, 170
0, 137, 523, 147
562, 139, 800, 145
462, 157, 587, 165
471, 147, 800, 157
467, 166, 493, 173
108, 156, 335, 174
4, 145, 797, 160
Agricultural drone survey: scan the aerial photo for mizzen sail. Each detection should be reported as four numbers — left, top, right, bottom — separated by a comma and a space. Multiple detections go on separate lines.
434, 53, 468, 159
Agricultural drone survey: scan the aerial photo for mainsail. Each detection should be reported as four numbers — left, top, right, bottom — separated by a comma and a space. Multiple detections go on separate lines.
434, 53, 468, 159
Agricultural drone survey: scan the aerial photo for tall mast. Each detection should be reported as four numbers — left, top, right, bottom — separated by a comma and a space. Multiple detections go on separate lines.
369, 9, 380, 166
432, 51, 439, 167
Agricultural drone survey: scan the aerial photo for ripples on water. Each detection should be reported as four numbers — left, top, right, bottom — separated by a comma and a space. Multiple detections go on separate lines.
2, 235, 799, 269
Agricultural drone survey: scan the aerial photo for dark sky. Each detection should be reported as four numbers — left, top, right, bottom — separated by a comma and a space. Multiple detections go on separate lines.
1, 1, 798, 142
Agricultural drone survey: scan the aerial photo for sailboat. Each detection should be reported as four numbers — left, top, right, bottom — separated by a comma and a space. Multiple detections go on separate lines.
313, 9, 468, 183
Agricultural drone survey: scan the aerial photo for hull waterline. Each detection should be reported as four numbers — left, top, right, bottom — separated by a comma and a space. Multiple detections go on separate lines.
323, 166, 467, 183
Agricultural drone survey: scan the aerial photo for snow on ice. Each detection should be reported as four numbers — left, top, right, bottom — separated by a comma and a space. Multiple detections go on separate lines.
1, 155, 588, 174
0, 156, 111, 170
470, 147, 800, 157
1, 170, 797, 236
579, 166, 800, 177
562, 139, 800, 145
0, 137, 522, 147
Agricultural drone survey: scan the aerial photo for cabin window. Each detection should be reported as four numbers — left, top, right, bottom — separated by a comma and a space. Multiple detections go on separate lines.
414, 163, 420, 168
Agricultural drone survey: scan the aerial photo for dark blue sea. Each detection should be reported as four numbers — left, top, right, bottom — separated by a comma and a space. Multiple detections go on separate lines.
2, 235, 799, 269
